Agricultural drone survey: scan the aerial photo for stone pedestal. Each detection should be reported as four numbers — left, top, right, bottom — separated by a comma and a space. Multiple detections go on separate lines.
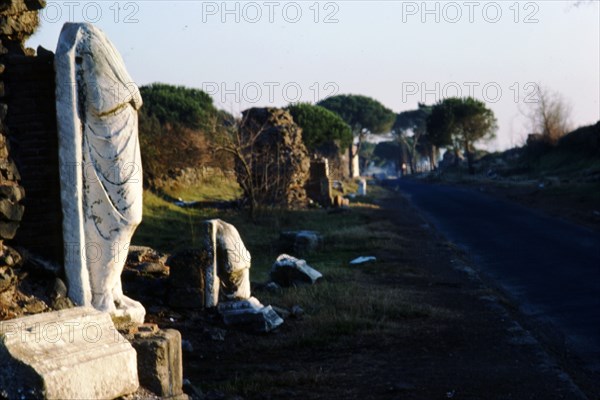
0, 307, 139, 399
131, 329, 187, 399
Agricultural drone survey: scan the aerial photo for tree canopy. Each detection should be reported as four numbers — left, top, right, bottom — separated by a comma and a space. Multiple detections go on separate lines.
426, 97, 497, 173
317, 94, 396, 176
427, 97, 497, 149
373, 141, 406, 165
286, 103, 353, 152
139, 83, 217, 130
394, 103, 432, 137
317, 94, 395, 135
137, 83, 230, 186
393, 103, 433, 172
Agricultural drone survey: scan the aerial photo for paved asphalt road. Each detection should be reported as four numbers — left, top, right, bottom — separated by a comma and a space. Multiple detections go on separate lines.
393, 179, 600, 372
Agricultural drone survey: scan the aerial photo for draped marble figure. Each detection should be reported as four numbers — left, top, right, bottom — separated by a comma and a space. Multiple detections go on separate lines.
55, 23, 145, 323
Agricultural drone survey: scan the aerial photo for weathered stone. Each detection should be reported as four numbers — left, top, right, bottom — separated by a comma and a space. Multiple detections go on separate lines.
349, 256, 377, 265
128, 245, 167, 265
0, 0, 46, 15
218, 297, 284, 333
52, 296, 75, 310
333, 195, 350, 208
135, 322, 159, 337
291, 305, 305, 318
0, 245, 21, 267
0, 221, 19, 239
137, 262, 168, 275
0, 184, 24, 202
305, 158, 332, 207
238, 107, 310, 208
1, 159, 21, 180
0, 265, 16, 292
0, 11, 39, 39
168, 219, 252, 309
0, 307, 139, 399
0, 253, 12, 266
270, 254, 323, 287
279, 230, 322, 256
55, 23, 145, 323
168, 248, 210, 309
208, 219, 251, 301
131, 329, 187, 399
0, 198, 24, 220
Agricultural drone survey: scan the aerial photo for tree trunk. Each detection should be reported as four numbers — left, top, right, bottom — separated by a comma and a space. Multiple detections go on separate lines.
465, 141, 475, 175
410, 139, 418, 174
429, 145, 437, 171
348, 143, 354, 179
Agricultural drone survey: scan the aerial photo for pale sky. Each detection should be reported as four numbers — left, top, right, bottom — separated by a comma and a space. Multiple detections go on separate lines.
29, 1, 600, 151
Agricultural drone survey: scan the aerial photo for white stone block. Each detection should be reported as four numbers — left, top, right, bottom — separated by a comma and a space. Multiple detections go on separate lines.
0, 307, 139, 399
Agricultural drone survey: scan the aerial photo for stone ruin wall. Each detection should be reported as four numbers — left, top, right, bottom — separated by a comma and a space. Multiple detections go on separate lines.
1, 0, 63, 262
239, 107, 311, 208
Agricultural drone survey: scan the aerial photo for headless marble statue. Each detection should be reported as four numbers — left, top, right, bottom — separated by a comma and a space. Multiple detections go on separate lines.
55, 23, 145, 323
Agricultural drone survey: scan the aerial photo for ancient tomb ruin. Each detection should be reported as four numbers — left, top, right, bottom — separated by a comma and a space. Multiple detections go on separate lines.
237, 107, 310, 208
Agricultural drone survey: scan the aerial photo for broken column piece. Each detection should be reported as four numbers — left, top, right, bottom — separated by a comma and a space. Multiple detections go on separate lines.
168, 219, 251, 308
217, 296, 284, 333
131, 329, 187, 399
270, 254, 323, 287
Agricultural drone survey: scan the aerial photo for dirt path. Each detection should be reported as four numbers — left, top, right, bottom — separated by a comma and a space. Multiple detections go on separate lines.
148, 189, 599, 399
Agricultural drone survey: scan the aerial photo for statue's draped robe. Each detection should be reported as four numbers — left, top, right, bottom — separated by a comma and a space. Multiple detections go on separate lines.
55, 23, 144, 322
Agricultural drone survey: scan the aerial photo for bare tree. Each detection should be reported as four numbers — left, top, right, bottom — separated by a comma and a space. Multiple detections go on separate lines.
212, 112, 263, 213
526, 85, 573, 145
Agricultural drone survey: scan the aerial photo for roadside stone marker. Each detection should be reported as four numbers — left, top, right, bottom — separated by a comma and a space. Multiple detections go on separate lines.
0, 307, 138, 399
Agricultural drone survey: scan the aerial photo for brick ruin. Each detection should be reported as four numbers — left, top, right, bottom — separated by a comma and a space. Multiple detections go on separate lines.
305, 157, 333, 207
1, 0, 63, 262
238, 107, 311, 208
